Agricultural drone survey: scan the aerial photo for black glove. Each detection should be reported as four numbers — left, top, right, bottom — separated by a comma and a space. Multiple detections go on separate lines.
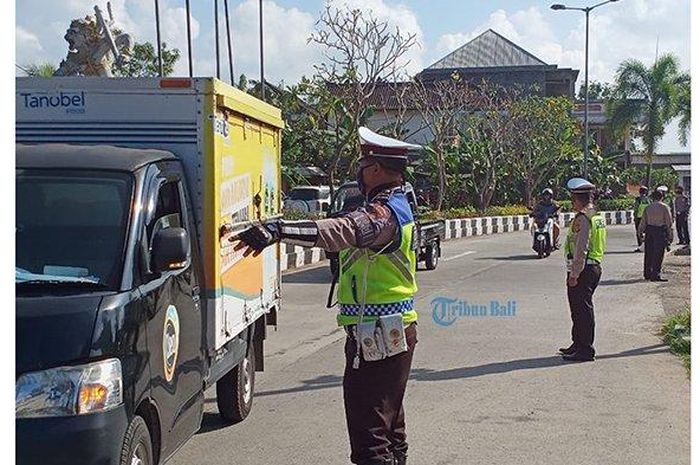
231, 220, 281, 255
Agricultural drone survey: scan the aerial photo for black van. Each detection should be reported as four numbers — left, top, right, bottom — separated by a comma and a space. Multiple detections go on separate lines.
16, 144, 278, 465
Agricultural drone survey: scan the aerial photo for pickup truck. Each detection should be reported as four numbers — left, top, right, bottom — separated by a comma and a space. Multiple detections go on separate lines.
326, 181, 445, 274
16, 77, 283, 465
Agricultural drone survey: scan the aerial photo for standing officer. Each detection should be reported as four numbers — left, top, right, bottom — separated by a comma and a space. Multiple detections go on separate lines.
231, 127, 420, 465
559, 178, 607, 362
674, 185, 690, 245
639, 189, 674, 281
633, 186, 650, 252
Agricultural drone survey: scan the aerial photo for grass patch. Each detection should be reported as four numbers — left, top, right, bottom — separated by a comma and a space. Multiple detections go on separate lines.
661, 308, 690, 374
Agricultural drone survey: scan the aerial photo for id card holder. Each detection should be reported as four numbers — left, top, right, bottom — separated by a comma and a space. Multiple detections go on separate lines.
357, 321, 386, 362
379, 314, 408, 357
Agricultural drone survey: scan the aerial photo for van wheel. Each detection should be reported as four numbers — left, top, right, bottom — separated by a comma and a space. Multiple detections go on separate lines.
217, 348, 256, 424
425, 241, 439, 270
120, 416, 153, 465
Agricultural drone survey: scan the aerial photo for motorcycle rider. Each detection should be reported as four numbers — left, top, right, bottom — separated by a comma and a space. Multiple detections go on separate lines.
531, 188, 561, 249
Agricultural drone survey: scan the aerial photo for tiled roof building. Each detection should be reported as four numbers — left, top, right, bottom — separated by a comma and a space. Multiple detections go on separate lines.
418, 29, 579, 97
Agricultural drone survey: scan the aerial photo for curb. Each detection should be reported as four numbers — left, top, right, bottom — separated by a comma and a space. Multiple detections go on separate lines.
281, 210, 634, 271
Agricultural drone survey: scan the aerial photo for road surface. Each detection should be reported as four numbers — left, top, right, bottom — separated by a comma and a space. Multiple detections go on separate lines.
170, 224, 689, 465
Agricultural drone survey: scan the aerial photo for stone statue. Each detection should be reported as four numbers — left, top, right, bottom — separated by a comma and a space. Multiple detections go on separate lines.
54, 3, 132, 77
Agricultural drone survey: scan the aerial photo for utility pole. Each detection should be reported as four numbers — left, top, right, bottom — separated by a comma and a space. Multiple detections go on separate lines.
259, 0, 265, 101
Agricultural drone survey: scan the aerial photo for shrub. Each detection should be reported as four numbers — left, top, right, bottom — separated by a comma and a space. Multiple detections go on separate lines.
597, 197, 635, 211
557, 197, 633, 213
483, 204, 530, 217
661, 309, 690, 374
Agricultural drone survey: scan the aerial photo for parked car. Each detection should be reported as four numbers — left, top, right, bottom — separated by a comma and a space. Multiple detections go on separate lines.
326, 181, 445, 275
283, 185, 331, 214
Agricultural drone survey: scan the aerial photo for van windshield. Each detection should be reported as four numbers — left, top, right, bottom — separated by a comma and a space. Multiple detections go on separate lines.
16, 170, 133, 290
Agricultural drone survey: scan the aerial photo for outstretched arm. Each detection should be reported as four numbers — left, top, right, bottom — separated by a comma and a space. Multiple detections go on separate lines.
229, 202, 398, 257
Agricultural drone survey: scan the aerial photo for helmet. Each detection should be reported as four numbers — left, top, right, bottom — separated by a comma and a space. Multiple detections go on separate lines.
541, 188, 553, 196
639, 185, 648, 194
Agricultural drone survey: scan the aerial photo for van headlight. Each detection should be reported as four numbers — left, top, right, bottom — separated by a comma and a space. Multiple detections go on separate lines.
16, 358, 122, 418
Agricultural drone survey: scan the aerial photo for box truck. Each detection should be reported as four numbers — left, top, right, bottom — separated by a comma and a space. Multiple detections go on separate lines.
15, 77, 283, 465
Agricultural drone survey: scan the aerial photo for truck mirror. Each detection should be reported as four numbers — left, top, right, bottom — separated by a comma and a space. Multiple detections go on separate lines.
152, 227, 190, 272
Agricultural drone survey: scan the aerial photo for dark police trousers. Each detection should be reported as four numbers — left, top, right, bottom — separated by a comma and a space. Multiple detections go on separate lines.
567, 264, 601, 357
634, 217, 643, 246
676, 212, 690, 244
643, 225, 668, 280
343, 323, 417, 465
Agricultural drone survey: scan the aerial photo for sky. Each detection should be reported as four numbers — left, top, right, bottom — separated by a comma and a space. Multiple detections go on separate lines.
15, 0, 691, 151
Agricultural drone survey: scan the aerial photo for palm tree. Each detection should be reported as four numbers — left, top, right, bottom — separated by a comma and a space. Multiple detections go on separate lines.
674, 73, 691, 146
606, 54, 684, 185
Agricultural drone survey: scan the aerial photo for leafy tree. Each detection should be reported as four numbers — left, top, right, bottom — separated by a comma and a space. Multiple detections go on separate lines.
409, 73, 475, 210
113, 42, 180, 77
455, 82, 520, 210
21, 63, 57, 77
508, 96, 582, 206
606, 54, 685, 185
620, 166, 678, 191
308, 4, 418, 191
577, 80, 613, 100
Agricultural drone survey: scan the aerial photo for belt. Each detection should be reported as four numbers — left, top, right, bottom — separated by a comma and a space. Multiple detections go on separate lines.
344, 321, 416, 339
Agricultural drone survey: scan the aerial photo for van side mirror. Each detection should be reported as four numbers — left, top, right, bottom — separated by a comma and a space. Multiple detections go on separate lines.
152, 227, 190, 272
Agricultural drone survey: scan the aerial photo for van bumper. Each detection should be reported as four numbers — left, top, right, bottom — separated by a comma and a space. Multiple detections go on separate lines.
16, 407, 128, 465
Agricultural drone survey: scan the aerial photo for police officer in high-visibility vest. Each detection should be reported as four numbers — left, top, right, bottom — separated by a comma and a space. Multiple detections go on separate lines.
633, 185, 650, 252
559, 178, 607, 362
231, 127, 420, 465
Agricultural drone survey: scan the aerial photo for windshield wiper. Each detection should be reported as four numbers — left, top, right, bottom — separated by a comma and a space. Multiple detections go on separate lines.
16, 280, 109, 289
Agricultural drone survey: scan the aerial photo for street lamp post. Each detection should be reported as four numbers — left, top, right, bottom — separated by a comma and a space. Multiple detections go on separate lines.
551, 0, 621, 179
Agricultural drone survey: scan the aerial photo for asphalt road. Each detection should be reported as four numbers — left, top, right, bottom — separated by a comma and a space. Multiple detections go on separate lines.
170, 224, 689, 465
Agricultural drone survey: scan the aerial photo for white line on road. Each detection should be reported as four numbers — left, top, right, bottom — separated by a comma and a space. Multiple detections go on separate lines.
443, 250, 476, 262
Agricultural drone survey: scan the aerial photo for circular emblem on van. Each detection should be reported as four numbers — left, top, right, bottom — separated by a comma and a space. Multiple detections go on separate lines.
163, 305, 180, 383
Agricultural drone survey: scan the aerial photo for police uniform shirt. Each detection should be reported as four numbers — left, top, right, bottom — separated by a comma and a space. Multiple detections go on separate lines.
675, 194, 690, 215
314, 183, 400, 252
639, 201, 674, 243
569, 205, 594, 279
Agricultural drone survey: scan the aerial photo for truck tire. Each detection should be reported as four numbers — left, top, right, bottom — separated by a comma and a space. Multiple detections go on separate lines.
119, 416, 153, 465
425, 240, 439, 270
216, 348, 256, 424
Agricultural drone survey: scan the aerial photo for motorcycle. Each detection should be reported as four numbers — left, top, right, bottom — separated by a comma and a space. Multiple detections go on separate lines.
530, 214, 556, 258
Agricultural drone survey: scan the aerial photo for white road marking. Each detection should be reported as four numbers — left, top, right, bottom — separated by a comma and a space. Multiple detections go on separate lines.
443, 250, 476, 262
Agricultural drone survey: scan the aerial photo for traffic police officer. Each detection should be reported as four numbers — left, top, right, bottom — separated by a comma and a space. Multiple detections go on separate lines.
639, 189, 674, 281
231, 127, 420, 465
559, 178, 607, 362
633, 185, 650, 252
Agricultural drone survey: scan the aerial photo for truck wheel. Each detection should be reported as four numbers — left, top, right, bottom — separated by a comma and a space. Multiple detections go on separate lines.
119, 416, 153, 465
216, 348, 256, 424
425, 240, 439, 270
